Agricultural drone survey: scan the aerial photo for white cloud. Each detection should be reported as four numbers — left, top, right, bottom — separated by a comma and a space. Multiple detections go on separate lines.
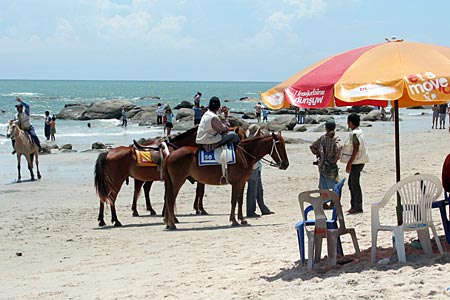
284, 0, 328, 17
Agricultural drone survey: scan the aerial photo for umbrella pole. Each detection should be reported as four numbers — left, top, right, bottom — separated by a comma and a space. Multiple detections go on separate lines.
394, 100, 402, 225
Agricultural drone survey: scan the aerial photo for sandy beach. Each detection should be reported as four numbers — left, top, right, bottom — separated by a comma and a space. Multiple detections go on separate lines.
1, 113, 450, 300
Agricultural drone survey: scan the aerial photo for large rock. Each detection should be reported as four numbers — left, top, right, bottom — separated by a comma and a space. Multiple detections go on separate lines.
174, 101, 193, 109
80, 99, 135, 120
92, 142, 106, 150
267, 116, 297, 131
242, 112, 256, 119
347, 105, 374, 113
57, 103, 90, 120
361, 110, 381, 121
173, 119, 196, 131
294, 124, 308, 132
176, 108, 194, 120
57, 100, 135, 120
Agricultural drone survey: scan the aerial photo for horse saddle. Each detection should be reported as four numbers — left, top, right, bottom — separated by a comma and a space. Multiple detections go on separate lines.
198, 144, 236, 185
198, 143, 236, 166
135, 142, 170, 167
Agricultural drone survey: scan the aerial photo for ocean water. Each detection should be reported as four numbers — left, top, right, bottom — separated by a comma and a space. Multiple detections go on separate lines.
0, 80, 276, 154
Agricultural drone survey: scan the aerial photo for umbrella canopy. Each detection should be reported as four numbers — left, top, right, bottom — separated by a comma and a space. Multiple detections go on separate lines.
261, 40, 450, 224
262, 41, 449, 109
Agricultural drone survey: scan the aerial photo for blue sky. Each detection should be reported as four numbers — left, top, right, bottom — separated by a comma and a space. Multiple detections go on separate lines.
2, 0, 450, 82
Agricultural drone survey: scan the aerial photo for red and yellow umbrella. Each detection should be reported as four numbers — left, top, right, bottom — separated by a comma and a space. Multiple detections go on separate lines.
261, 40, 450, 224
262, 41, 450, 110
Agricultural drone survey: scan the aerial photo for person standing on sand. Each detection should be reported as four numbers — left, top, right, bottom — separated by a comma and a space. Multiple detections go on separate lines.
156, 103, 164, 125
310, 119, 341, 190
246, 124, 274, 218
44, 110, 51, 140
432, 105, 439, 129
439, 103, 447, 129
340, 113, 368, 215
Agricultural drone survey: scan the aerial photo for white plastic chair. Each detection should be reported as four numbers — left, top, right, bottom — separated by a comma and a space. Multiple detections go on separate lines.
371, 174, 444, 263
298, 189, 360, 270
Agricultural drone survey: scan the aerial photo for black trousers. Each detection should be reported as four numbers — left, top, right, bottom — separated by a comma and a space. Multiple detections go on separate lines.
349, 164, 365, 211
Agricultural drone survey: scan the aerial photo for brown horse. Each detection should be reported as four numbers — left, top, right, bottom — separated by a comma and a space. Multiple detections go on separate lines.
163, 132, 289, 229
6, 120, 41, 182
94, 126, 245, 227
94, 127, 205, 227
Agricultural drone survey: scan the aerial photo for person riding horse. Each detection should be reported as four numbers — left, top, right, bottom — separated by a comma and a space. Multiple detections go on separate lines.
196, 96, 240, 151
12, 97, 42, 153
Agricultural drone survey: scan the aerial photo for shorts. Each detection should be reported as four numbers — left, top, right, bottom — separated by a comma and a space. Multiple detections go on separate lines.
165, 122, 173, 128
440, 113, 446, 122
256, 112, 261, 118
50, 128, 56, 135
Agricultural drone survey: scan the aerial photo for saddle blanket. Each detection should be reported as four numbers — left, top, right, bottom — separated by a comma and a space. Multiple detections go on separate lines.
198, 144, 236, 166
136, 150, 158, 167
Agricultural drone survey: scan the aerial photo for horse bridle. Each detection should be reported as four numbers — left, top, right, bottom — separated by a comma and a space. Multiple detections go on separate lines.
237, 135, 283, 168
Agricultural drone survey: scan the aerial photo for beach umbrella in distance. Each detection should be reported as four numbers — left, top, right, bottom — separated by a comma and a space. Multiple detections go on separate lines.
261, 39, 450, 224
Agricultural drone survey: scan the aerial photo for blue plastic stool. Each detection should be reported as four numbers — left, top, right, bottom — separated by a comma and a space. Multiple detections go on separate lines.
295, 178, 346, 264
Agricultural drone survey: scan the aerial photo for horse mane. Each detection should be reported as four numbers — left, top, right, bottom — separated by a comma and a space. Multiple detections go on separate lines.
169, 126, 198, 143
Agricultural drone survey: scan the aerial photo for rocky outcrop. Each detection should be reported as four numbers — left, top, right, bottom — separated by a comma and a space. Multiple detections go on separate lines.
361, 110, 381, 121
174, 101, 194, 109
57, 100, 134, 120
267, 116, 297, 131
176, 108, 194, 120
92, 142, 106, 149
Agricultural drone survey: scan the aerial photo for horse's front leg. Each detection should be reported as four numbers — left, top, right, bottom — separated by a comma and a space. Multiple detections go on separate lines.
16, 155, 22, 183
234, 182, 247, 225
230, 183, 243, 226
194, 183, 207, 215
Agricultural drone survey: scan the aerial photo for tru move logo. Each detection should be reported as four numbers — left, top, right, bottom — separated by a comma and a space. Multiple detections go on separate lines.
405, 72, 450, 100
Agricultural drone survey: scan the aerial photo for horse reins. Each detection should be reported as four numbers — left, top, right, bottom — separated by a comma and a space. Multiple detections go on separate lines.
236, 137, 282, 168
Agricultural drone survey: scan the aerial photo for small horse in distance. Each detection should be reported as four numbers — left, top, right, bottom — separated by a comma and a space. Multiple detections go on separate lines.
163, 131, 289, 229
6, 120, 41, 182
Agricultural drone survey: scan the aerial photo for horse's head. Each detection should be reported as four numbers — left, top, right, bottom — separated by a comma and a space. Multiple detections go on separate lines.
270, 132, 289, 170
6, 120, 15, 138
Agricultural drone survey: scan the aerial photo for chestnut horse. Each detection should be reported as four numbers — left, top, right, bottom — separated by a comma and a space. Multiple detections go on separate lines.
94, 127, 205, 227
6, 120, 41, 182
163, 132, 289, 229
95, 126, 245, 227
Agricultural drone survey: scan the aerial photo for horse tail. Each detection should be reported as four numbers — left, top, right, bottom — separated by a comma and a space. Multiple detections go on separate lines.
94, 152, 113, 205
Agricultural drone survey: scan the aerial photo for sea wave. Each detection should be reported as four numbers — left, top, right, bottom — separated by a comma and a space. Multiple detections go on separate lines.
2, 92, 42, 97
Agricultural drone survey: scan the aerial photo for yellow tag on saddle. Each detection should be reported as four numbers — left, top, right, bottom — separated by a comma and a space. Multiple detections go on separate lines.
135, 150, 158, 167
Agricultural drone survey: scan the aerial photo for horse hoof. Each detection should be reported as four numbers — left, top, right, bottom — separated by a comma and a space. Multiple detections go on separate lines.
38, 174, 42, 179
98, 220, 106, 227
241, 219, 248, 225
31, 178, 36, 181
132, 211, 139, 217
165, 224, 177, 230
174, 217, 180, 224
201, 210, 209, 215
231, 222, 240, 227
17, 179, 21, 183
114, 221, 123, 227
150, 210, 157, 215
195, 210, 201, 215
